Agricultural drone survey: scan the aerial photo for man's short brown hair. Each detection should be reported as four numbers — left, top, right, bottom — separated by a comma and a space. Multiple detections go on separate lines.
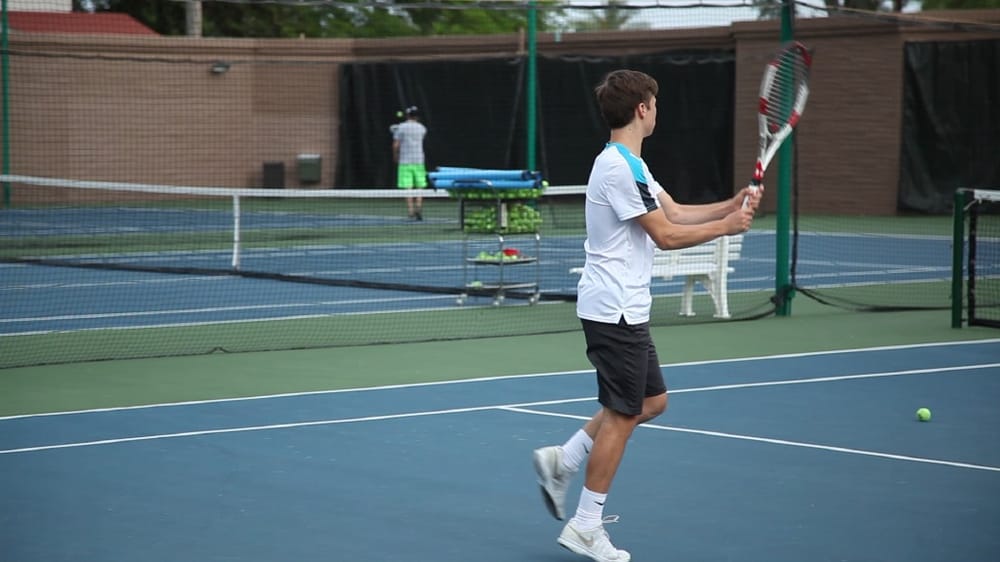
594, 70, 659, 130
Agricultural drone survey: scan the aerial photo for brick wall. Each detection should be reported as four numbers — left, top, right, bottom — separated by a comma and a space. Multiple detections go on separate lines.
5, 10, 998, 213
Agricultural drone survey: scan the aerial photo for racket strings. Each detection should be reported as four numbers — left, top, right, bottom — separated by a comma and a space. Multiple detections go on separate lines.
761, 53, 810, 133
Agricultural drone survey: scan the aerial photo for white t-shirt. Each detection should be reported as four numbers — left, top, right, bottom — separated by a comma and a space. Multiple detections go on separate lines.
393, 120, 427, 164
576, 142, 664, 325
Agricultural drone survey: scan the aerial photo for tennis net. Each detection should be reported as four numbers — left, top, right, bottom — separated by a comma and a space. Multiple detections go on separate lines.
789, 212, 959, 312
1, 175, 776, 368
953, 188, 1000, 328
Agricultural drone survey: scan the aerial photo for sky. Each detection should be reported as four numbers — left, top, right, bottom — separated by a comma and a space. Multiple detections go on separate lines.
554, 0, 925, 31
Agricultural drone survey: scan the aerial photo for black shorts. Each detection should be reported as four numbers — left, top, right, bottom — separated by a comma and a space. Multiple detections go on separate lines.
581, 317, 667, 416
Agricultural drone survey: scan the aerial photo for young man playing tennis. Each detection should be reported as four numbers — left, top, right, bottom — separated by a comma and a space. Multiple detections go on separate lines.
533, 69, 761, 562
392, 105, 428, 220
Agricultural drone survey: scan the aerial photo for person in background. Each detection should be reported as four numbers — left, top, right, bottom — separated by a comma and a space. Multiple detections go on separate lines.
392, 106, 428, 220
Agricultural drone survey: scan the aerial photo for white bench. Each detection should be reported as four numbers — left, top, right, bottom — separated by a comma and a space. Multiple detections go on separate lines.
570, 234, 743, 319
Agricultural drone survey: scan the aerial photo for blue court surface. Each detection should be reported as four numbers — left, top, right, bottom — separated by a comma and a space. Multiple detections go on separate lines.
2, 341, 999, 561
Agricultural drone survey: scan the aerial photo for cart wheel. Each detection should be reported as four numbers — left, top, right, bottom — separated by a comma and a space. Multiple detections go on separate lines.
493, 295, 504, 306
456, 295, 467, 306
528, 294, 539, 305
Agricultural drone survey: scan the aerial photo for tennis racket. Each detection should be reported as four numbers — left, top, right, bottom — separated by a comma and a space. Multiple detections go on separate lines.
744, 41, 812, 207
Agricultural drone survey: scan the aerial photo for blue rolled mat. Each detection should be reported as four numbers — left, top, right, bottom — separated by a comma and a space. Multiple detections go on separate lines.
430, 168, 542, 181
432, 178, 539, 189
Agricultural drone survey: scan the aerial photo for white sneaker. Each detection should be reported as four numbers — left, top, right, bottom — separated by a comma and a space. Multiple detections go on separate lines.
533, 446, 571, 520
557, 519, 631, 562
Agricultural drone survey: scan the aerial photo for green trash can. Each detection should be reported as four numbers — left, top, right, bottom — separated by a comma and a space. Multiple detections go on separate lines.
297, 154, 322, 184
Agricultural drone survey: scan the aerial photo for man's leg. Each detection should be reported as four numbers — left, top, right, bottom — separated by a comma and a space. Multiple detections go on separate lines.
535, 388, 667, 521
557, 394, 665, 562
412, 164, 427, 220
546, 318, 665, 561
581, 407, 637, 497
534, 411, 602, 521
587, 394, 667, 493
555, 407, 637, 562
406, 195, 417, 218
398, 165, 416, 217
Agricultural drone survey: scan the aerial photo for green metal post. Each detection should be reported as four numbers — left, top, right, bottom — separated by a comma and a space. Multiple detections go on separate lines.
1, 0, 9, 208
951, 189, 968, 328
526, 1, 537, 171
774, 0, 795, 316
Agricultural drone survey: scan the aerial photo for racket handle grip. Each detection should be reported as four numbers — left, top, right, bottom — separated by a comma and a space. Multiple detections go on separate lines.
741, 184, 759, 209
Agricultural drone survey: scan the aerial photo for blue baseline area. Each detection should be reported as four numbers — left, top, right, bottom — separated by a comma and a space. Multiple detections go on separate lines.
1, 342, 999, 562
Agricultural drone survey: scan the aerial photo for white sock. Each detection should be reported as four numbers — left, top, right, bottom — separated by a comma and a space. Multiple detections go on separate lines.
571, 486, 607, 531
561, 429, 593, 473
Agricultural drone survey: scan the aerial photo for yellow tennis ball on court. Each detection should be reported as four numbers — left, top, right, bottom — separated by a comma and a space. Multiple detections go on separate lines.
916, 407, 931, 422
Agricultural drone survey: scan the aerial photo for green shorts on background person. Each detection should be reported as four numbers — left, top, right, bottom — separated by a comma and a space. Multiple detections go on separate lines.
397, 163, 427, 189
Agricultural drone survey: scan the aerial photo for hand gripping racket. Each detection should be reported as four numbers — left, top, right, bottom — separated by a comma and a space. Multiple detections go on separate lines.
744, 42, 812, 207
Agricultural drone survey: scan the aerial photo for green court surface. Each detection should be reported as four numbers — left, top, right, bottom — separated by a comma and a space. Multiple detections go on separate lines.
2, 297, 996, 417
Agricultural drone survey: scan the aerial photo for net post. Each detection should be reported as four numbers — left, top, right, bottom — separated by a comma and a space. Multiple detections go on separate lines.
232, 194, 241, 270
967, 192, 980, 326
525, 1, 537, 171
951, 189, 969, 328
774, 0, 796, 316
1, 0, 11, 209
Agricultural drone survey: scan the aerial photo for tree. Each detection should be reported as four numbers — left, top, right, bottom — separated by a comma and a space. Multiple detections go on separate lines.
921, 0, 1000, 8
568, 0, 648, 32
754, 0, 901, 19
86, 0, 561, 38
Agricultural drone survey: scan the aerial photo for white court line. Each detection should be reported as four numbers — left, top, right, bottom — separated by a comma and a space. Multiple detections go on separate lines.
666, 363, 1000, 394
1, 339, 998, 421
0, 400, 583, 455
0, 294, 456, 324
2, 361, 998, 466
0, 298, 469, 338
501, 407, 1000, 473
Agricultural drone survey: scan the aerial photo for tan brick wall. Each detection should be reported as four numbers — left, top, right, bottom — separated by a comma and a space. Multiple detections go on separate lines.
7, 34, 342, 191
5, 11, 998, 213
